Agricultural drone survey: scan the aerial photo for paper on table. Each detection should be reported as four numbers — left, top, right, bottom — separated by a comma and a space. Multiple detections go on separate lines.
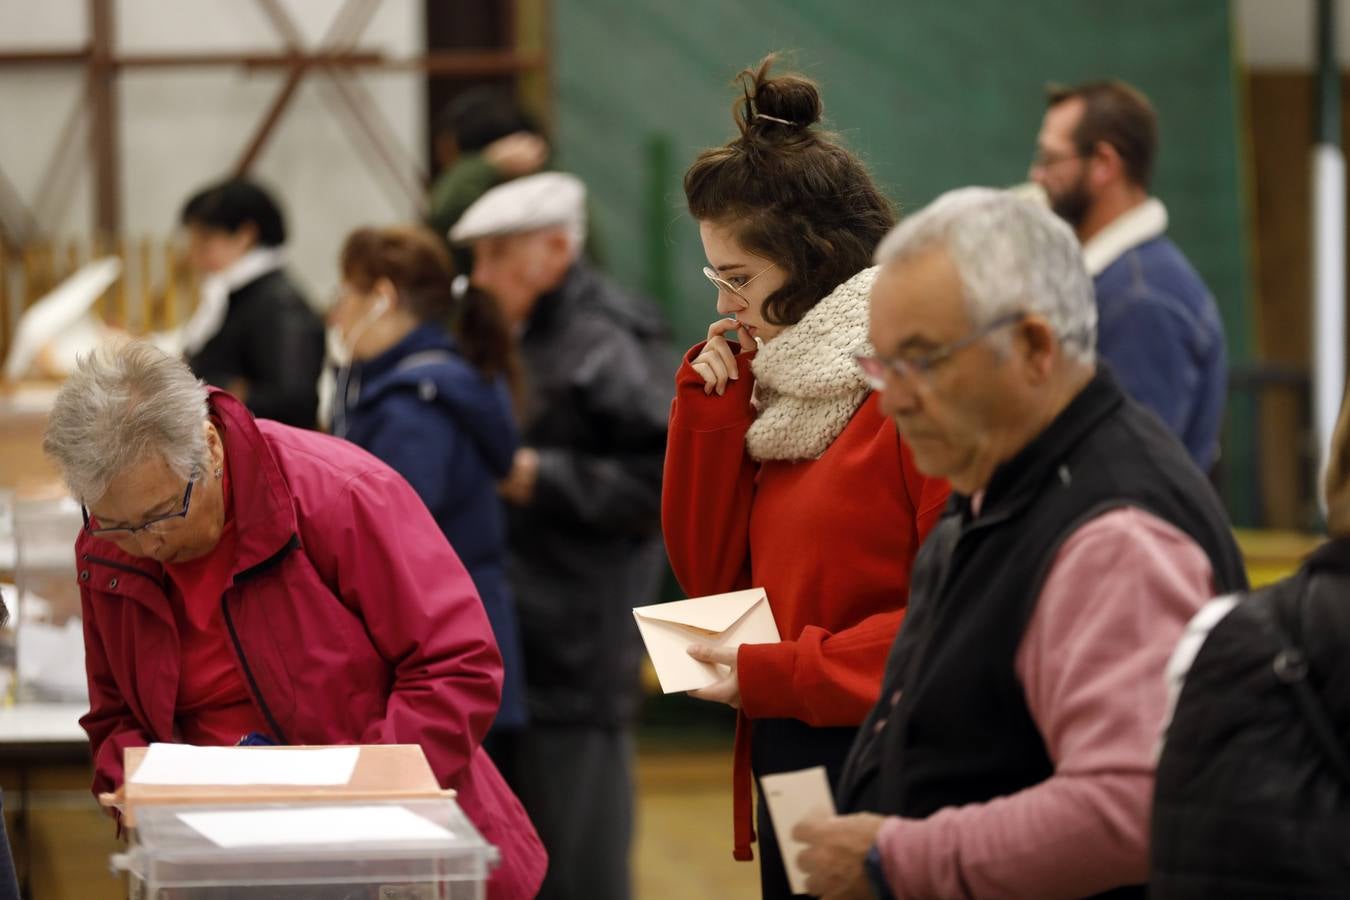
4, 257, 120, 381
759, 765, 837, 895
178, 804, 454, 848
130, 744, 360, 786
633, 588, 780, 693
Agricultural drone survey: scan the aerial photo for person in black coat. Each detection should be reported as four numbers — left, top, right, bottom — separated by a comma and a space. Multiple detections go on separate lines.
180, 178, 324, 429
450, 172, 673, 900
1152, 389, 1350, 897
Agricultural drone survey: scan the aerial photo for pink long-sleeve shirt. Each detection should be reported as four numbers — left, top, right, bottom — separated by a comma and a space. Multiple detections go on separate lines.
876, 506, 1216, 899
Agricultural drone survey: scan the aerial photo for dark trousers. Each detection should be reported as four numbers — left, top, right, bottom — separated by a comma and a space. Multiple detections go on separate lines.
506, 723, 634, 900
751, 719, 860, 900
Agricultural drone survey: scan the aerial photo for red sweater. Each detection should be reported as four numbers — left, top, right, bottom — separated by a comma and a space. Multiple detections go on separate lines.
662, 345, 949, 859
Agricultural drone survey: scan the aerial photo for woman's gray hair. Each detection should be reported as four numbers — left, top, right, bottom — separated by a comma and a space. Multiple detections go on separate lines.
874, 186, 1097, 365
42, 339, 209, 504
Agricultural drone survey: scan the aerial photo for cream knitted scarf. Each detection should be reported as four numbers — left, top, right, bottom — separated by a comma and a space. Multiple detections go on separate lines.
746, 266, 878, 462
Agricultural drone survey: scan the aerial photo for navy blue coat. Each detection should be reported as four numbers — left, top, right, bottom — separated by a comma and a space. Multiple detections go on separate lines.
1094, 235, 1227, 472
333, 324, 527, 731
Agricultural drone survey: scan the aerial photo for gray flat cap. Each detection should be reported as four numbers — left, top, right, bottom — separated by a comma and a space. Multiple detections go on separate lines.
448, 171, 587, 244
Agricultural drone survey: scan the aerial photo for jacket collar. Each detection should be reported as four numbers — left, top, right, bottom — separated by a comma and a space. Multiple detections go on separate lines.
523, 262, 589, 339
77, 389, 299, 588
957, 368, 1126, 524
350, 323, 456, 387
208, 389, 300, 580
1082, 197, 1167, 277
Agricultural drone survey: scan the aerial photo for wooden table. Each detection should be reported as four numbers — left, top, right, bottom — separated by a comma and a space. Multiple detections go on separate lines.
0, 704, 122, 900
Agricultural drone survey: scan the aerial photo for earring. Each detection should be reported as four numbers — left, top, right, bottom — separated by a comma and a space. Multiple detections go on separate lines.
215, 467, 223, 480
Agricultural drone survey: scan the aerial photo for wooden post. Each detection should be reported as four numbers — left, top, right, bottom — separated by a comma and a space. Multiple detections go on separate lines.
0, 244, 10, 370
113, 236, 129, 327
88, 0, 122, 236
21, 245, 39, 308
93, 232, 111, 319
139, 235, 153, 332
162, 239, 178, 330
66, 238, 81, 280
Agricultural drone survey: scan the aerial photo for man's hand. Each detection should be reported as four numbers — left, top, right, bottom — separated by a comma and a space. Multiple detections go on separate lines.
484, 132, 549, 178
499, 447, 541, 506
795, 813, 886, 899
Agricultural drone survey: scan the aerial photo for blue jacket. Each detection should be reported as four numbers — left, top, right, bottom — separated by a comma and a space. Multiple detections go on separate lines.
1094, 235, 1227, 471
334, 324, 527, 731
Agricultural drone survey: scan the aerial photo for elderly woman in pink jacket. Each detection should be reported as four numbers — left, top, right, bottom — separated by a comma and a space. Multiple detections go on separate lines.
42, 340, 545, 900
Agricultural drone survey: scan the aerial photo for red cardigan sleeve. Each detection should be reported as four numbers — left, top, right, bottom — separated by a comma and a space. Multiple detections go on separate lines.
661, 343, 759, 597
738, 422, 950, 724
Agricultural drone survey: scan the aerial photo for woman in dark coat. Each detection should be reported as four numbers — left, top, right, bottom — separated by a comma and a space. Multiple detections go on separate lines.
180, 178, 325, 428
328, 224, 529, 741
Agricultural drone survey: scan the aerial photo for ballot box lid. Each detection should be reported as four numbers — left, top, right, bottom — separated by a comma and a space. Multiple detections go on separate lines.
115, 796, 497, 891
121, 743, 445, 826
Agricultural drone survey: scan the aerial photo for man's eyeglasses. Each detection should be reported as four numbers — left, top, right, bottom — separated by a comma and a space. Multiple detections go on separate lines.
854, 312, 1028, 390
1029, 148, 1087, 172
82, 477, 196, 539
702, 262, 776, 304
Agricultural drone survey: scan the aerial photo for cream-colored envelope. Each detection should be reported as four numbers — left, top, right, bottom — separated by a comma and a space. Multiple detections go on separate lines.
760, 765, 837, 894
633, 588, 780, 693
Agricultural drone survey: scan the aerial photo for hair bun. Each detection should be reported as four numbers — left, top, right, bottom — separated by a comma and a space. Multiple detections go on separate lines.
736, 54, 823, 132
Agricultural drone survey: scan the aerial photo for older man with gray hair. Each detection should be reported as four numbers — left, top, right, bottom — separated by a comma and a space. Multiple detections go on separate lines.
793, 188, 1246, 899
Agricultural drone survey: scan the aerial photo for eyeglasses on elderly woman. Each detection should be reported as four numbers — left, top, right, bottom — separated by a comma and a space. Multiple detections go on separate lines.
81, 474, 197, 539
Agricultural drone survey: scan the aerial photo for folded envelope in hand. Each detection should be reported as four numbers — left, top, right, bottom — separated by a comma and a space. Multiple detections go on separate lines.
633, 588, 779, 694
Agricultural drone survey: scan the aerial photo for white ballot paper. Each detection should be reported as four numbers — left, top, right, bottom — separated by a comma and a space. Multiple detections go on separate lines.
130, 743, 360, 786
759, 765, 838, 895
178, 804, 453, 848
4, 257, 121, 381
633, 588, 779, 693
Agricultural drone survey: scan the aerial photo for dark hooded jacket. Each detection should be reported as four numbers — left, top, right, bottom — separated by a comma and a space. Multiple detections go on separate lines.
334, 323, 527, 730
1152, 537, 1350, 897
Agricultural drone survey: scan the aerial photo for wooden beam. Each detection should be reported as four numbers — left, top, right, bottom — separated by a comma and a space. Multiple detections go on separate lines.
87, 0, 120, 235
0, 49, 90, 65
31, 88, 89, 229
321, 72, 426, 210
0, 165, 39, 247
233, 65, 306, 176
0, 48, 542, 74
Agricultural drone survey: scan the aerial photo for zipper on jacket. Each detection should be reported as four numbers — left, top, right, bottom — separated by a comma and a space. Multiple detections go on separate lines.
220, 594, 290, 745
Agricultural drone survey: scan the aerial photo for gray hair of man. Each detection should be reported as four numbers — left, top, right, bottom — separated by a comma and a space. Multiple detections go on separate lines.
873, 186, 1097, 366
42, 339, 209, 504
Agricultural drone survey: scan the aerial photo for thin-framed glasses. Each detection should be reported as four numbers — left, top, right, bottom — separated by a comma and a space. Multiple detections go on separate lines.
1029, 148, 1087, 172
82, 476, 197, 539
854, 312, 1028, 390
702, 262, 776, 303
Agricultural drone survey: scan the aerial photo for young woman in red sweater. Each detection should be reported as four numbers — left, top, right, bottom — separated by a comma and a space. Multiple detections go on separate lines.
662, 56, 950, 898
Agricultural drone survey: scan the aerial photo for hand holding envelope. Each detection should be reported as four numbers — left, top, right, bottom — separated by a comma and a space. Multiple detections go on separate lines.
633, 588, 780, 694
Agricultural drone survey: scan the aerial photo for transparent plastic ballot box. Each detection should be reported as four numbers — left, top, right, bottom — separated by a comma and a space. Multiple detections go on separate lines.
114, 797, 499, 900
4, 492, 87, 703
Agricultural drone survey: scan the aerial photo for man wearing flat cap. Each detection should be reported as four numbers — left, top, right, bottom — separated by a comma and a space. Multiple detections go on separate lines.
451, 172, 674, 900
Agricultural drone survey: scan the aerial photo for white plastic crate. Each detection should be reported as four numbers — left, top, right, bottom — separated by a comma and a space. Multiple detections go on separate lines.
116, 797, 498, 899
